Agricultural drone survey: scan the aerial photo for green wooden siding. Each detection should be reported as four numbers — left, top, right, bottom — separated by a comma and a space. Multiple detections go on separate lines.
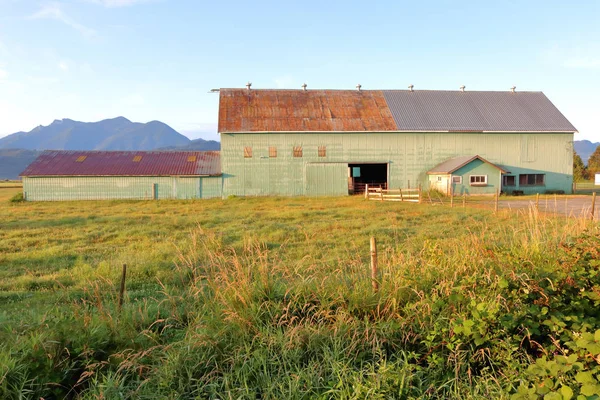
23, 176, 222, 201
432, 159, 502, 195
221, 132, 573, 196
305, 163, 349, 196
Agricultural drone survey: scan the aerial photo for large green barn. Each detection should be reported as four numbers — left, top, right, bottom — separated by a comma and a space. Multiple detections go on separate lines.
218, 87, 577, 196
21, 86, 577, 200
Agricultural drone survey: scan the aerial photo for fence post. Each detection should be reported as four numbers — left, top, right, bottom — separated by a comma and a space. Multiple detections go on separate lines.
418, 184, 422, 204
118, 264, 127, 311
536, 193, 540, 212
399, 188, 404, 202
380, 188, 384, 202
495, 189, 499, 213
591, 192, 597, 221
463, 193, 466, 208
450, 186, 454, 208
370, 237, 379, 293
365, 184, 369, 200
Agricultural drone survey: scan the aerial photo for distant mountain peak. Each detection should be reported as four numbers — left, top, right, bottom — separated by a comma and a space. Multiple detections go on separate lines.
0, 117, 192, 151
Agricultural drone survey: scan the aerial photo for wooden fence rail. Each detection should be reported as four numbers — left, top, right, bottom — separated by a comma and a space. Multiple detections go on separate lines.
365, 185, 421, 203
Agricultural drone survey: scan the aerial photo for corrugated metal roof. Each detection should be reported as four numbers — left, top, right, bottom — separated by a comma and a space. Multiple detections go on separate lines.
383, 90, 577, 132
20, 150, 221, 176
218, 89, 397, 133
218, 89, 577, 133
427, 155, 508, 174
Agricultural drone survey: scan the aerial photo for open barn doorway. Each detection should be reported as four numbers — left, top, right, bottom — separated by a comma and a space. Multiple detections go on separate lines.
348, 163, 388, 194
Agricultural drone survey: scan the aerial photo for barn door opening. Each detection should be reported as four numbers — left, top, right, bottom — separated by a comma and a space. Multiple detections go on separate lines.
348, 163, 388, 194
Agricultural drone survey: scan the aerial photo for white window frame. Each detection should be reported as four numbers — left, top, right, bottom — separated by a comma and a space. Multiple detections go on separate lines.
452, 176, 462, 184
469, 175, 488, 186
437, 176, 443, 182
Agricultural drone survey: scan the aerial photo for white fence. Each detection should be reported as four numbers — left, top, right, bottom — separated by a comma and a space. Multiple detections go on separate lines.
365, 185, 422, 203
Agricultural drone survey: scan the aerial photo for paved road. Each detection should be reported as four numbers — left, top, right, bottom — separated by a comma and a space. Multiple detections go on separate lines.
468, 195, 598, 219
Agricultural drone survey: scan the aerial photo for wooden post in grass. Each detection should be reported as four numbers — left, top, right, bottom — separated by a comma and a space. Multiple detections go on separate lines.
365, 184, 369, 199
418, 184, 422, 204
495, 189, 499, 213
535, 193, 540, 212
463, 193, 466, 208
118, 264, 127, 311
591, 192, 597, 221
370, 237, 378, 293
450, 186, 454, 208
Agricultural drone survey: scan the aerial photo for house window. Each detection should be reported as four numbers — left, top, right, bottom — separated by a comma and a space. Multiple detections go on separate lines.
269, 147, 277, 158
293, 146, 303, 158
470, 175, 487, 186
452, 176, 462, 184
437, 176, 443, 182
503, 175, 516, 186
519, 174, 545, 186
318, 146, 326, 157
244, 147, 252, 158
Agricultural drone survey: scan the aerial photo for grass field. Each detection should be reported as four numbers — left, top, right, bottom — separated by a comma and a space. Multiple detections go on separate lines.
1, 193, 600, 399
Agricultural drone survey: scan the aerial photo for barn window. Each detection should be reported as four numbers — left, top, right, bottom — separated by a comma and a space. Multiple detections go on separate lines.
133, 155, 142, 162
469, 175, 487, 186
318, 146, 326, 157
269, 147, 277, 158
519, 174, 544, 186
75, 155, 87, 162
452, 176, 462, 184
503, 175, 516, 186
293, 146, 303, 158
244, 147, 252, 158
437, 176, 443, 182
187, 155, 197, 162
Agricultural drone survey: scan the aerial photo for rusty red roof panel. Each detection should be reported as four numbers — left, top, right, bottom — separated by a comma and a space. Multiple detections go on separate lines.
20, 150, 221, 176
218, 89, 397, 133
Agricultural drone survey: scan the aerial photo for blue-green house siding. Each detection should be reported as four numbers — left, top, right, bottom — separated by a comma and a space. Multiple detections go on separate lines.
221, 132, 573, 197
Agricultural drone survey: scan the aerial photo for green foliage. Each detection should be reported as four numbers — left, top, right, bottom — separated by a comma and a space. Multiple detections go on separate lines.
8, 192, 24, 203
0, 196, 598, 398
573, 150, 588, 182
587, 145, 600, 176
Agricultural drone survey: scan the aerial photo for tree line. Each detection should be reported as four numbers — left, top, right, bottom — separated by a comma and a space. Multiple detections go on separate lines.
574, 145, 600, 182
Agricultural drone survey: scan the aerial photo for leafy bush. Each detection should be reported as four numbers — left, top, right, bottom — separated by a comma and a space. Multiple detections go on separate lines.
8, 192, 24, 203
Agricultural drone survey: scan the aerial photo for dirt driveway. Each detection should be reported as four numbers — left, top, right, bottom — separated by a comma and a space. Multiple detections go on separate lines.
463, 195, 598, 219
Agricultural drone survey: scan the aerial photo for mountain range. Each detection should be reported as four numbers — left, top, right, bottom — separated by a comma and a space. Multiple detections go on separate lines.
0, 117, 220, 179
574, 140, 599, 166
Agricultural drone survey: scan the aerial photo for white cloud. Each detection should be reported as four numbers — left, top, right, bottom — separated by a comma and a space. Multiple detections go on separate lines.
274, 75, 296, 89
86, 0, 156, 7
58, 61, 69, 71
544, 42, 600, 70
29, 3, 96, 38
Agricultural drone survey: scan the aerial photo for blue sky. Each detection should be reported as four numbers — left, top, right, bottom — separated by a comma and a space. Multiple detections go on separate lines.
0, 0, 599, 142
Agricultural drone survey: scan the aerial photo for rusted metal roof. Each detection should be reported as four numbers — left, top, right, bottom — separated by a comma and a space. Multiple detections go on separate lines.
383, 90, 577, 132
427, 155, 508, 174
218, 89, 577, 133
218, 89, 397, 133
20, 150, 221, 176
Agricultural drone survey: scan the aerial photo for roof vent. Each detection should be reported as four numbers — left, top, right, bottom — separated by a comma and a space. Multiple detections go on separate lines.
356, 84, 362, 91
511, 86, 516, 93
460, 85, 466, 92
246, 82, 252, 90
408, 84, 414, 92
301, 83, 307, 91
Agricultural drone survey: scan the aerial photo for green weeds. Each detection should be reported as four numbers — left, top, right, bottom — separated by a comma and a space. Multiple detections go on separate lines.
0, 197, 598, 398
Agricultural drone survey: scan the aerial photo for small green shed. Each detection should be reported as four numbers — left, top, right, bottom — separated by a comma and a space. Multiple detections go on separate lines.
427, 155, 508, 196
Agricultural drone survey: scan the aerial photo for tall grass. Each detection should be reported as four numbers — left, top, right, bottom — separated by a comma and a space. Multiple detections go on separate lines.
0, 196, 598, 398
